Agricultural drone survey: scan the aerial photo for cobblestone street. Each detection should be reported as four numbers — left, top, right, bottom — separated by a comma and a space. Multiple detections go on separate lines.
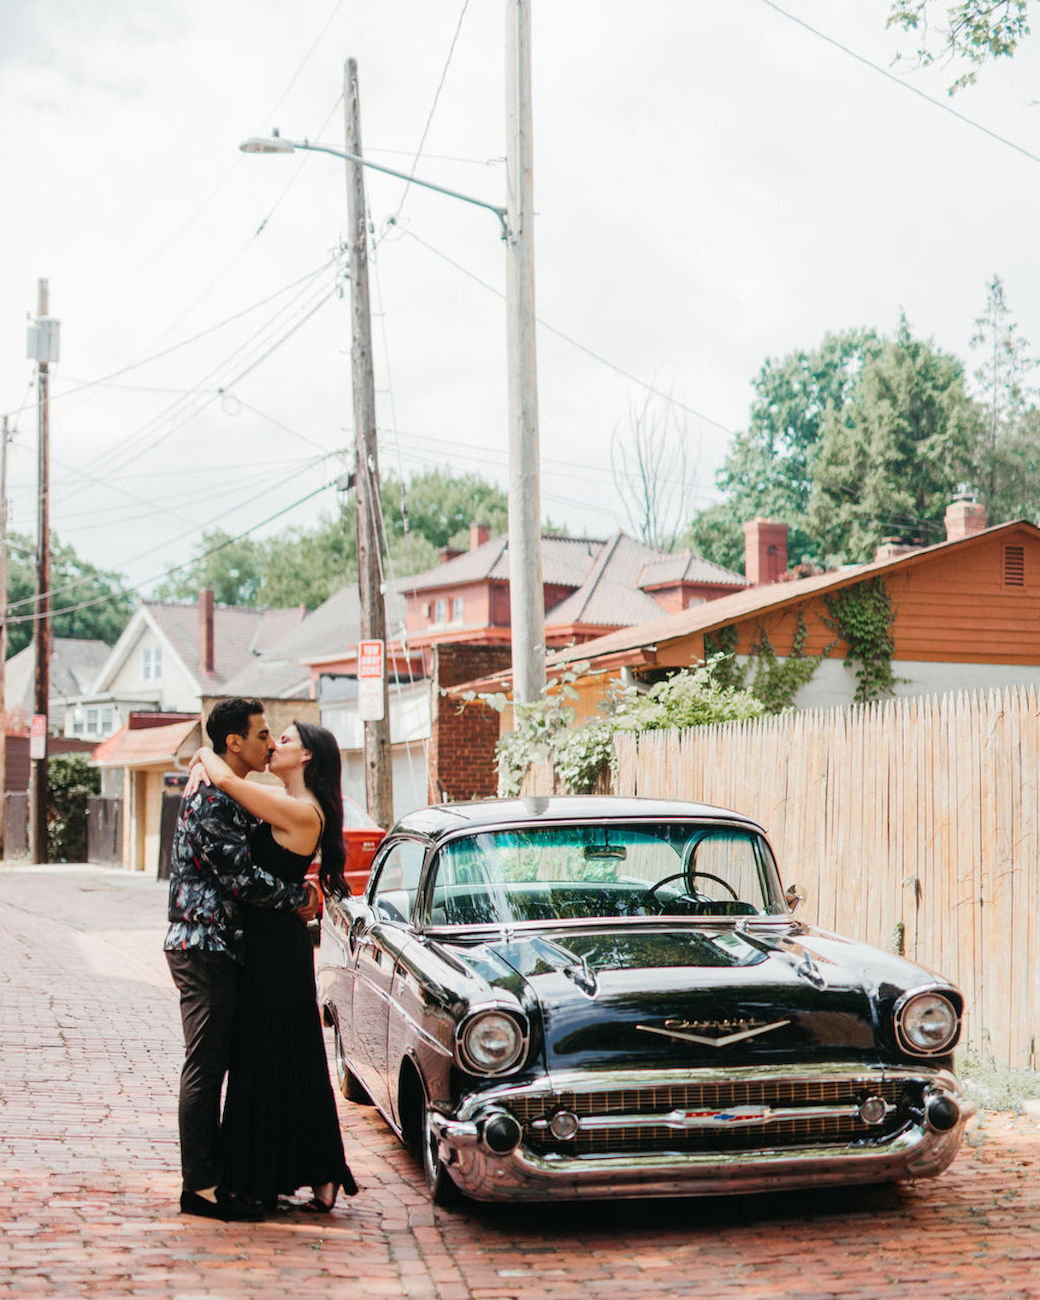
2, 864, 1040, 1300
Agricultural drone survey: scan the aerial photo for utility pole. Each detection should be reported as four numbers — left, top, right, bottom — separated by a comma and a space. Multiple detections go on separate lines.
343, 59, 394, 830
504, 0, 545, 707
0, 416, 9, 858
28, 279, 57, 864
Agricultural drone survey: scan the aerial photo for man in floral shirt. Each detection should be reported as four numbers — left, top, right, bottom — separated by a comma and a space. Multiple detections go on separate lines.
164, 697, 319, 1221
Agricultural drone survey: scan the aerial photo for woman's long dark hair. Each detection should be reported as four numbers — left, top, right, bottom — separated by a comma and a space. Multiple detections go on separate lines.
294, 720, 348, 898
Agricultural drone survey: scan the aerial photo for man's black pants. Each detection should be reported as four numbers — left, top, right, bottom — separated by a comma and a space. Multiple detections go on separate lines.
165, 950, 239, 1193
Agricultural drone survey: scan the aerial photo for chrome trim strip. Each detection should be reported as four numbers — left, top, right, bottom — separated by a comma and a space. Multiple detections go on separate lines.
428, 1112, 973, 1202
529, 1100, 896, 1132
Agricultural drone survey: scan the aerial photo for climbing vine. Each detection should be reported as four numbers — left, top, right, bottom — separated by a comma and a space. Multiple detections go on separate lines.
704, 612, 829, 713
823, 576, 897, 703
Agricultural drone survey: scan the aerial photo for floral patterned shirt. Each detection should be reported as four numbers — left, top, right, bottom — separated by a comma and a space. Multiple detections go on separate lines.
163, 785, 307, 963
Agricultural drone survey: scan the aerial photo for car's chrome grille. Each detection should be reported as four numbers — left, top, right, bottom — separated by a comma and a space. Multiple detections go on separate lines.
509, 1077, 916, 1156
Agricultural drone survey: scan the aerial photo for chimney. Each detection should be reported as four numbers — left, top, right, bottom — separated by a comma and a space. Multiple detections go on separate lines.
470, 522, 491, 550
438, 546, 464, 565
199, 587, 215, 676
743, 519, 788, 586
945, 492, 987, 542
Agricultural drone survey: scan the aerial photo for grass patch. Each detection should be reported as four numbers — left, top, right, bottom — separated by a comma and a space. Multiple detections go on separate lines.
957, 1049, 1040, 1114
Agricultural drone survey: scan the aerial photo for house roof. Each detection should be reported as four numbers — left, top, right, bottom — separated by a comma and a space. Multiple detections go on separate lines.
93, 601, 309, 696
399, 533, 604, 594
639, 550, 747, 590
92, 717, 200, 769
221, 584, 409, 698
546, 519, 1040, 669
4, 637, 112, 714
546, 533, 680, 629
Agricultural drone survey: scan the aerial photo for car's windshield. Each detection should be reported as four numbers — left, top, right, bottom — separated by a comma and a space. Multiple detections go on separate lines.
426, 821, 783, 926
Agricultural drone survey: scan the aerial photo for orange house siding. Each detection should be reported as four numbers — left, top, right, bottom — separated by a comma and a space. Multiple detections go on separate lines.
650, 531, 1040, 670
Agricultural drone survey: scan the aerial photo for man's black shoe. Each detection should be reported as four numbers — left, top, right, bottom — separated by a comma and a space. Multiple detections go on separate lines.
180, 1187, 264, 1222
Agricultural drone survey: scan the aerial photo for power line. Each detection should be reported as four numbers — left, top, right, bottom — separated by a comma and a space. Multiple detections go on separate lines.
0, 257, 339, 423
387, 0, 472, 230
759, 0, 1040, 170
402, 229, 737, 437
5, 476, 338, 626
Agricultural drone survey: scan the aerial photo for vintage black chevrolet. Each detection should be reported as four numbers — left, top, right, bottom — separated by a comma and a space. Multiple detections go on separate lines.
316, 796, 975, 1203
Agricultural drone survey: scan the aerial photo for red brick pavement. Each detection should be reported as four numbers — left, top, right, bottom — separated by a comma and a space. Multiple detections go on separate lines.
1, 864, 1039, 1300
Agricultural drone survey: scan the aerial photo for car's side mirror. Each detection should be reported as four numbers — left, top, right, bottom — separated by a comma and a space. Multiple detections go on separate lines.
785, 883, 805, 912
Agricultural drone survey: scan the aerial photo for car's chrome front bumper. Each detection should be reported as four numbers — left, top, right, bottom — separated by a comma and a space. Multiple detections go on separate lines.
428, 1063, 977, 1202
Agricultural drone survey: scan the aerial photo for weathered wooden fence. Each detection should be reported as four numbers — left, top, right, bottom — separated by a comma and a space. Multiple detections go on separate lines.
522, 685, 1040, 1070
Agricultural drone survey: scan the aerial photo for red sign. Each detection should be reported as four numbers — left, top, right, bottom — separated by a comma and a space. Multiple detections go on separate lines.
357, 640, 385, 723
358, 640, 385, 679
30, 714, 47, 760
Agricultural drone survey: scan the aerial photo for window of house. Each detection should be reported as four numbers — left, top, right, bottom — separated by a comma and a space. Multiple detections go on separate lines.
100, 706, 114, 733
142, 646, 164, 680
434, 599, 446, 624
86, 708, 99, 735
451, 596, 464, 623
71, 713, 85, 737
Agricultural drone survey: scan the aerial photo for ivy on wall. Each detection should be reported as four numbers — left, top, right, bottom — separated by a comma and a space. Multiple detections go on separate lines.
822, 576, 897, 703
704, 611, 830, 712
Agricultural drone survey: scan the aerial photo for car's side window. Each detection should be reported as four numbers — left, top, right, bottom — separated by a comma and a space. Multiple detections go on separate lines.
369, 840, 425, 923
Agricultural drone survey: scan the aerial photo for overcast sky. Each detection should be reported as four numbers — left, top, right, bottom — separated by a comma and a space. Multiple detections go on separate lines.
3, 0, 1040, 611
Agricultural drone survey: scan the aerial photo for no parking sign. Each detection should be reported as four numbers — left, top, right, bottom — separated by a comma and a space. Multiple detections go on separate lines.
357, 640, 385, 722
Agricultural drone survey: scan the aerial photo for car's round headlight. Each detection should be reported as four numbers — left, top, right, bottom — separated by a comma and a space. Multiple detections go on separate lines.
457, 1010, 526, 1075
894, 991, 959, 1055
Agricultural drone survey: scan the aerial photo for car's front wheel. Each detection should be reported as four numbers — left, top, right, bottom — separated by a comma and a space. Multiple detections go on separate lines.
420, 1092, 462, 1207
332, 1017, 372, 1105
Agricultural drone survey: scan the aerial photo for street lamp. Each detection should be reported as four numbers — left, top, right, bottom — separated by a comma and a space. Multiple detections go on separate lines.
240, 133, 510, 238
241, 12, 546, 802
238, 112, 546, 703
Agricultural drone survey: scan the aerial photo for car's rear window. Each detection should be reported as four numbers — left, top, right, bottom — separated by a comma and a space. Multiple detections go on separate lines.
426, 822, 782, 925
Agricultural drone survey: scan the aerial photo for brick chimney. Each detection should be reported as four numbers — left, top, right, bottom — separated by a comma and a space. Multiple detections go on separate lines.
198, 587, 215, 677
945, 492, 987, 542
470, 522, 491, 550
743, 519, 788, 586
438, 546, 464, 565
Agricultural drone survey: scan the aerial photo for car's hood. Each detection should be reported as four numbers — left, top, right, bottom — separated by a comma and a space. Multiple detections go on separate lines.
464, 922, 889, 1070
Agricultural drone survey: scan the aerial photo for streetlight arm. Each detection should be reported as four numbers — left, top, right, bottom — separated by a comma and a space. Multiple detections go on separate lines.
239, 136, 510, 238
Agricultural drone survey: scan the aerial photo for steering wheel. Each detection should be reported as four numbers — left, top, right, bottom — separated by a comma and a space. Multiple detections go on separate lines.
641, 870, 740, 911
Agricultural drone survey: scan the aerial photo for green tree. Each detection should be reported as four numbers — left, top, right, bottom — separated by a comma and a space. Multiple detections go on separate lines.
381, 468, 509, 551
153, 529, 265, 605
968, 274, 1040, 520
888, 1, 1031, 90
683, 329, 882, 570
150, 469, 509, 612
808, 316, 981, 562
5, 531, 133, 658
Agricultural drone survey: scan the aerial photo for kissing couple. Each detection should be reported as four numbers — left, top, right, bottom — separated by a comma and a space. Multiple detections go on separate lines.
164, 697, 358, 1220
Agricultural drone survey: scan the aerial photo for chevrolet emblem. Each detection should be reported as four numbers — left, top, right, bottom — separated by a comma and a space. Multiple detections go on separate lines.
636, 1018, 791, 1047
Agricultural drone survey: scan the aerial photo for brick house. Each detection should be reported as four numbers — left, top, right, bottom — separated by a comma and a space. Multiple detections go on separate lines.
299, 529, 745, 807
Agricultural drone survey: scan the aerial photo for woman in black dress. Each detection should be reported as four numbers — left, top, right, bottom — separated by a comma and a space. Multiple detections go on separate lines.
190, 721, 357, 1212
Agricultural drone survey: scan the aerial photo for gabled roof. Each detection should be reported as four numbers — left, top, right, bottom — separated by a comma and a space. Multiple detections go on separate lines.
547, 519, 1040, 669
4, 637, 111, 713
399, 533, 604, 593
639, 550, 747, 590
93, 601, 308, 695
546, 533, 678, 629
222, 584, 410, 697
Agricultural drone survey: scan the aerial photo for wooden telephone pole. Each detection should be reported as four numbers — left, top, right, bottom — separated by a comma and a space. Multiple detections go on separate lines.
28, 279, 56, 864
504, 0, 545, 707
343, 59, 394, 831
